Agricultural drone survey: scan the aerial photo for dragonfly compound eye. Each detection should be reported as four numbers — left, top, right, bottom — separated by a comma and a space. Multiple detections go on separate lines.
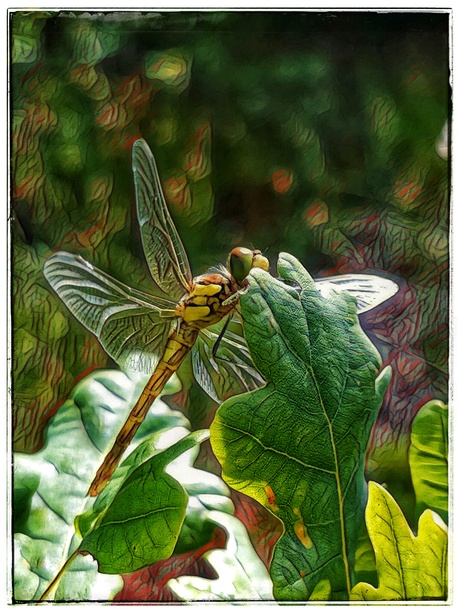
228, 247, 269, 284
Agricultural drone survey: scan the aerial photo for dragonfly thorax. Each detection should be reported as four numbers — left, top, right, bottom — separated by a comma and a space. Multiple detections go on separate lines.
175, 271, 241, 329
174, 248, 269, 330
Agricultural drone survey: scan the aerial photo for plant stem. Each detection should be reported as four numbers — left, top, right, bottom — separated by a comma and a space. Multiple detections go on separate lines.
37, 550, 80, 603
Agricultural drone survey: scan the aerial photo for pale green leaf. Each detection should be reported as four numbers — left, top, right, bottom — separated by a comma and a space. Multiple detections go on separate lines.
309, 579, 332, 601
409, 400, 448, 523
13, 369, 185, 601
351, 482, 448, 601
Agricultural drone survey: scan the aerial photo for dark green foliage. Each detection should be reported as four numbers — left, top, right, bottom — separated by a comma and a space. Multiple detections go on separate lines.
211, 254, 391, 600
11, 9, 449, 602
11, 11, 448, 454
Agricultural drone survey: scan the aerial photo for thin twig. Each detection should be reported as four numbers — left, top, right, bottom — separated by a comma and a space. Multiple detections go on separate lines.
37, 549, 80, 603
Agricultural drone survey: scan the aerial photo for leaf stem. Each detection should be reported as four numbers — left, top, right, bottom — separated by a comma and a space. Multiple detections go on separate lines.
37, 550, 80, 603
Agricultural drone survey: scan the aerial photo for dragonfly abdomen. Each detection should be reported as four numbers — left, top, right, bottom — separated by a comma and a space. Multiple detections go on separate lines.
87, 323, 199, 496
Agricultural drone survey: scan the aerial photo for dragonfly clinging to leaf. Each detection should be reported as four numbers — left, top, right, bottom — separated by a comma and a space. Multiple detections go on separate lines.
44, 138, 398, 497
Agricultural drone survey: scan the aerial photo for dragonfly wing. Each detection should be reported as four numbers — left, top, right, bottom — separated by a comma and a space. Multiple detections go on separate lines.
315, 274, 399, 314
44, 251, 176, 374
191, 322, 265, 403
132, 139, 192, 301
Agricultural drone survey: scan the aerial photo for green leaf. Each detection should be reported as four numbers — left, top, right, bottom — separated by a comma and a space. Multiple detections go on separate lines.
309, 579, 332, 601
353, 524, 377, 587
351, 482, 448, 601
76, 430, 233, 558
210, 253, 391, 601
13, 369, 185, 601
12, 34, 39, 63
409, 400, 448, 523
79, 431, 209, 574
167, 511, 273, 601
144, 48, 191, 92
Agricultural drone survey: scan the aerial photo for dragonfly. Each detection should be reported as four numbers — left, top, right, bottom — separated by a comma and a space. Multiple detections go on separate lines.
44, 138, 398, 497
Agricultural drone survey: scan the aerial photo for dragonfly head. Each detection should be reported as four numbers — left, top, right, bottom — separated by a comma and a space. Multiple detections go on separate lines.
227, 247, 270, 284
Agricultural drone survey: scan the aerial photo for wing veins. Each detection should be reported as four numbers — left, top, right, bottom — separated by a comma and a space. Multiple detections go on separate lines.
133, 139, 192, 299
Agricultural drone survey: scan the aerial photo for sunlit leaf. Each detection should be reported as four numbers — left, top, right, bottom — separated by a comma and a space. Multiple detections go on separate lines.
211, 253, 391, 601
309, 579, 332, 601
144, 48, 191, 92
351, 482, 448, 601
409, 400, 448, 523
13, 369, 183, 601
79, 431, 209, 575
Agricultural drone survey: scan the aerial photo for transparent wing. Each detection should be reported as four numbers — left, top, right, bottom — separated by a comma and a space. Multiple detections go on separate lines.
132, 138, 192, 301
191, 319, 265, 403
43, 251, 176, 374
315, 274, 399, 314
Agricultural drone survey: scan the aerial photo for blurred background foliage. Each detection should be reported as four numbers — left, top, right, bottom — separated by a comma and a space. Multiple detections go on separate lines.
11, 9, 449, 547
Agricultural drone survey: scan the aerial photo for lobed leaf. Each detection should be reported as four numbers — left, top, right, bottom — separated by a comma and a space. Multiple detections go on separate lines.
211, 253, 391, 600
351, 482, 448, 601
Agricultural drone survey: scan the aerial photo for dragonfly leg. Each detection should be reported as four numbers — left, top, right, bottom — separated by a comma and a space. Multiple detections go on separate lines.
221, 288, 245, 308
211, 315, 231, 360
